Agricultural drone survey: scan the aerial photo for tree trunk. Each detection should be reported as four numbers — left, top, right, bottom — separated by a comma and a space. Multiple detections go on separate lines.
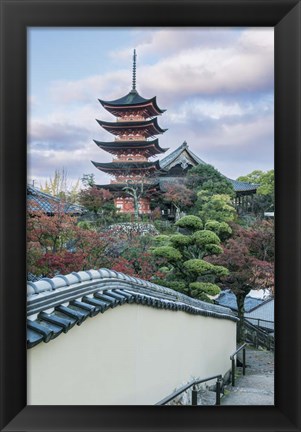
236, 293, 246, 342
174, 204, 181, 221
133, 195, 139, 222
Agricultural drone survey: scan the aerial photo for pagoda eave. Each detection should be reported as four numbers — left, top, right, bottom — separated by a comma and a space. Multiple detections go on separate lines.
93, 139, 169, 156
91, 160, 164, 176
96, 118, 167, 138
96, 182, 160, 192
98, 95, 165, 116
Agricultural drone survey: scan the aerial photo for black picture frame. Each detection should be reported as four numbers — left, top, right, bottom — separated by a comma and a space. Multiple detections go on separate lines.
0, 0, 300, 431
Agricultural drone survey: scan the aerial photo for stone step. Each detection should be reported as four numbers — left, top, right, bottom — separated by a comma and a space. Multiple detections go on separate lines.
221, 373, 274, 406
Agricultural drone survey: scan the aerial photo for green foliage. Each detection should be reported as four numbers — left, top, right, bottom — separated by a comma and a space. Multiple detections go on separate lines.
192, 230, 221, 246
175, 215, 203, 231
152, 215, 229, 303
187, 163, 234, 197
183, 259, 214, 274
191, 230, 223, 255
81, 173, 96, 188
115, 213, 132, 223
189, 282, 221, 297
152, 246, 182, 261
197, 193, 236, 223
40, 168, 80, 204
251, 194, 274, 217
153, 279, 186, 292
158, 266, 171, 274
211, 265, 229, 277
77, 220, 94, 230
154, 235, 171, 245
236, 170, 274, 218
204, 244, 223, 255
205, 220, 232, 241
237, 170, 274, 196
153, 219, 176, 234
170, 234, 193, 247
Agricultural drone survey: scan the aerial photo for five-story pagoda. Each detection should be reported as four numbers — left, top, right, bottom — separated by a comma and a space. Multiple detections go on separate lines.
92, 50, 168, 215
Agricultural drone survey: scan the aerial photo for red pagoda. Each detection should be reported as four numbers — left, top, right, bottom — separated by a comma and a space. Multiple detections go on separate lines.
92, 50, 168, 214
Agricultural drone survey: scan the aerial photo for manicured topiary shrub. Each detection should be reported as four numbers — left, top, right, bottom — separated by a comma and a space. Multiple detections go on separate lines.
189, 281, 221, 297
175, 215, 203, 231
205, 220, 232, 241
152, 246, 182, 261
183, 259, 214, 274
211, 265, 229, 277
153, 235, 171, 244
153, 279, 186, 292
204, 244, 223, 255
192, 230, 221, 246
170, 234, 193, 247
151, 217, 229, 303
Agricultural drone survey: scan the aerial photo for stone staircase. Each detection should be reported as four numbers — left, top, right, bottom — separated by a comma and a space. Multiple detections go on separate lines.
171, 346, 274, 406
221, 346, 274, 405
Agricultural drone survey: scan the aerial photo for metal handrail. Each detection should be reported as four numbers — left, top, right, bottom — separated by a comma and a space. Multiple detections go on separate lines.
246, 317, 274, 326
243, 319, 274, 350
230, 343, 247, 386
155, 374, 222, 406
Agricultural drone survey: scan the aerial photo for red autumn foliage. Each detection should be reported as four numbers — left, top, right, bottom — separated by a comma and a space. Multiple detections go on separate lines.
209, 239, 274, 295
27, 207, 163, 280
78, 187, 113, 214
162, 183, 195, 210
208, 233, 274, 341
229, 220, 274, 263
27, 208, 113, 277
27, 207, 77, 253
36, 251, 86, 276
110, 255, 165, 280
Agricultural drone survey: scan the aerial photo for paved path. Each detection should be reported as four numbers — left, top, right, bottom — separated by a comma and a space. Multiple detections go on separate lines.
221, 346, 274, 406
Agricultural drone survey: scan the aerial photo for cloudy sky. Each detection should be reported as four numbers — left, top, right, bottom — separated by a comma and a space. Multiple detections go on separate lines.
28, 27, 274, 188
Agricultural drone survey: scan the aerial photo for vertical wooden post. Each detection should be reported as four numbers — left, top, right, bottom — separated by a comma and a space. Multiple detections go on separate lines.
243, 348, 246, 376
216, 379, 221, 405
192, 385, 198, 406
232, 359, 235, 386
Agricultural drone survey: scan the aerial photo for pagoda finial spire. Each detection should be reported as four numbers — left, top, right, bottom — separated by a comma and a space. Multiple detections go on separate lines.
132, 49, 137, 91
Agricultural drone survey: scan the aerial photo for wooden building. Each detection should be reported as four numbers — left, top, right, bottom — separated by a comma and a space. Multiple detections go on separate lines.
92, 52, 258, 216
92, 50, 168, 214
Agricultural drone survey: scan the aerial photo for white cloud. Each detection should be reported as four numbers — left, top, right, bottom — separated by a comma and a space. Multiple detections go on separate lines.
49, 28, 274, 106
111, 28, 242, 59
28, 28, 274, 184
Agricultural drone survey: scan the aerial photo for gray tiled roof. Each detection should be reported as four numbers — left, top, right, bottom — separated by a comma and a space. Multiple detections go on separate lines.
159, 142, 258, 193
215, 290, 264, 313
27, 185, 85, 215
245, 298, 274, 330
27, 269, 238, 348
228, 179, 259, 193
99, 90, 151, 106
159, 141, 206, 169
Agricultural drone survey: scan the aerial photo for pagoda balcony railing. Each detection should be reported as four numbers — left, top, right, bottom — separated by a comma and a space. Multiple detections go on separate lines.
117, 116, 145, 122
112, 157, 148, 162
115, 136, 146, 141
111, 178, 153, 184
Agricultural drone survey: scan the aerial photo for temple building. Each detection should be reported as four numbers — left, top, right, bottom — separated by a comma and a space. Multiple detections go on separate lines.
92, 51, 258, 216
157, 141, 258, 213
92, 50, 168, 214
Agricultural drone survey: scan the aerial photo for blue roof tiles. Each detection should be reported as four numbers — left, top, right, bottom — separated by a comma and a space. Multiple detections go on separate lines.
215, 290, 264, 312
27, 185, 85, 215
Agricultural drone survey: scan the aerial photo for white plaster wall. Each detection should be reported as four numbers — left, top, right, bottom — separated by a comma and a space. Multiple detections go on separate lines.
27, 304, 236, 405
